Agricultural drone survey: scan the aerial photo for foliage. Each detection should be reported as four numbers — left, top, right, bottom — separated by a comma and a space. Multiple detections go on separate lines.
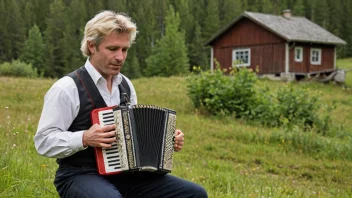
20, 25, 45, 76
188, 22, 209, 71
187, 66, 258, 117
122, 50, 142, 79
145, 5, 189, 77
0, 60, 38, 78
0, 0, 352, 76
1, 76, 352, 198
187, 66, 332, 132
43, 0, 66, 77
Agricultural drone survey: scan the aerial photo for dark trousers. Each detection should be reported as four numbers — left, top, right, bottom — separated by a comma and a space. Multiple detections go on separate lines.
54, 165, 208, 198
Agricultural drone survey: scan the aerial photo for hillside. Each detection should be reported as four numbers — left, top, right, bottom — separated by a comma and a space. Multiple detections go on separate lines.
1, 76, 352, 197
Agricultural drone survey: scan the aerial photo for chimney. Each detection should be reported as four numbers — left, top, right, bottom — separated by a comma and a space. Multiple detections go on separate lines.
282, 9, 292, 18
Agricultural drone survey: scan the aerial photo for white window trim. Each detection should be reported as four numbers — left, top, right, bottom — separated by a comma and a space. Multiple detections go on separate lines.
310, 48, 322, 65
232, 48, 251, 67
295, 47, 303, 62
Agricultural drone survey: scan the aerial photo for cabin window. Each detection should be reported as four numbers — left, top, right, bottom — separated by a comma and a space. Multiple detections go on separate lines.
233, 48, 250, 67
310, 48, 322, 65
295, 47, 303, 62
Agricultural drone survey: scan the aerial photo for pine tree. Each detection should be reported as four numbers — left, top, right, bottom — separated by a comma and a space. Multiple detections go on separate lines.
173, 0, 194, 44
220, 0, 242, 26
62, 0, 87, 74
20, 25, 45, 75
188, 22, 209, 71
202, 0, 220, 41
145, 5, 189, 77
22, 1, 36, 30
43, 0, 67, 77
293, 0, 305, 16
260, 0, 275, 13
340, 0, 352, 57
313, 0, 329, 28
122, 47, 142, 79
0, 0, 26, 62
125, 0, 159, 74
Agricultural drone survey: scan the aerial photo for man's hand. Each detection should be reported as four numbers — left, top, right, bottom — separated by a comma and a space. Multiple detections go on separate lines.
174, 129, 184, 152
83, 124, 116, 148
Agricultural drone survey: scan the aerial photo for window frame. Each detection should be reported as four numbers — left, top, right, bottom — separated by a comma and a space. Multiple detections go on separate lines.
310, 48, 322, 65
294, 47, 303, 62
232, 48, 251, 67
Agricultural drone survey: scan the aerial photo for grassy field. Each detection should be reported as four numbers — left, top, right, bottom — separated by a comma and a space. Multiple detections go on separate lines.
1, 59, 352, 197
336, 57, 352, 87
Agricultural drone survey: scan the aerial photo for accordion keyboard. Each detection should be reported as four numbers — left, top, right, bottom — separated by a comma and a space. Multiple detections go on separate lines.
98, 109, 123, 172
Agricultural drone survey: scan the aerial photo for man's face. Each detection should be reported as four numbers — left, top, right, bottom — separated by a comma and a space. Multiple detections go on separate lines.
89, 31, 130, 79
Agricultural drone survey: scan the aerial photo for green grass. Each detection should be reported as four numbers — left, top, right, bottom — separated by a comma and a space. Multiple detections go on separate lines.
1, 59, 352, 197
336, 57, 352, 87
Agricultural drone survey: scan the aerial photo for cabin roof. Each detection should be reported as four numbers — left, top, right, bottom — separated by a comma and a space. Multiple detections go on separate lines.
205, 11, 347, 46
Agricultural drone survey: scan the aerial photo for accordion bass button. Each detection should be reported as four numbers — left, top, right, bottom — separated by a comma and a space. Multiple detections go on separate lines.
125, 134, 131, 140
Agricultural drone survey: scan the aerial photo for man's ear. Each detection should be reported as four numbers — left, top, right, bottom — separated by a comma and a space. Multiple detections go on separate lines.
87, 40, 95, 54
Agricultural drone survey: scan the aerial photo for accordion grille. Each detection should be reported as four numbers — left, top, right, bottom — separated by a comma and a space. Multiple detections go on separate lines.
122, 110, 137, 169
163, 113, 176, 171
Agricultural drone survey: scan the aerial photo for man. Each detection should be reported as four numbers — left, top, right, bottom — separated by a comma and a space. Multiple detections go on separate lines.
34, 10, 207, 198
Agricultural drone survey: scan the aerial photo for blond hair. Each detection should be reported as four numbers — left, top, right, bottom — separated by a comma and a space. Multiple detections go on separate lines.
80, 10, 138, 57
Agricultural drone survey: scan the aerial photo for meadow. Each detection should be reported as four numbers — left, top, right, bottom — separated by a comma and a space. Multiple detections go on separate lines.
1, 59, 352, 197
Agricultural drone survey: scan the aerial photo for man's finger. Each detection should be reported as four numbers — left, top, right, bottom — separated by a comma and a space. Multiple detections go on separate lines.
102, 124, 116, 132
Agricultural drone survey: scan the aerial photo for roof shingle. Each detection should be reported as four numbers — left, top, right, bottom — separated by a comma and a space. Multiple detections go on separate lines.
206, 11, 346, 45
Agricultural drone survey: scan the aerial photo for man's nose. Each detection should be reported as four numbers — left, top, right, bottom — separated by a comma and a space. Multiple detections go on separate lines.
114, 49, 123, 60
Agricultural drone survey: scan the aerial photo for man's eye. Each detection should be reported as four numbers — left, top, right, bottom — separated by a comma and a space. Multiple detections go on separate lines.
108, 48, 117, 51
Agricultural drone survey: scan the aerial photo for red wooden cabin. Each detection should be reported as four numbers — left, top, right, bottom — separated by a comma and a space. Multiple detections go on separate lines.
205, 10, 346, 80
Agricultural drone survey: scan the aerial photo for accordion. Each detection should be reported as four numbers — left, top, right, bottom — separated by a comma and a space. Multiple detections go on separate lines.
91, 104, 176, 175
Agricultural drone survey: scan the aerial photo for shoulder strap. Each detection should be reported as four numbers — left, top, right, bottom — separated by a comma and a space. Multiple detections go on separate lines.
118, 76, 131, 106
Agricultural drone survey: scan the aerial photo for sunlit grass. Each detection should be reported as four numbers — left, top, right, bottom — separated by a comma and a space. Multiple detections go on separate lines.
1, 60, 352, 197
337, 58, 352, 87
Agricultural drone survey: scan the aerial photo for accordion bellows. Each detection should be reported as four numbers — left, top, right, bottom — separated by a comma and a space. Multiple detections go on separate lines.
91, 104, 176, 175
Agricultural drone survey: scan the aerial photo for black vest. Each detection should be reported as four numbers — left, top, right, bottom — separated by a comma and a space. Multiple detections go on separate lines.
56, 66, 130, 167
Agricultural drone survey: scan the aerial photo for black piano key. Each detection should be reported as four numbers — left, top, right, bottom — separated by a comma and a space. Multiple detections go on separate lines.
109, 163, 121, 167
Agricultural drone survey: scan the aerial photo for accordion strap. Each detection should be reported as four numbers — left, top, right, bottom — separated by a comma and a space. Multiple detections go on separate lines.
119, 76, 131, 106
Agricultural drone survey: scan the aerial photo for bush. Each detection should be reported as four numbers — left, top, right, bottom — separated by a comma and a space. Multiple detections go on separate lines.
186, 66, 332, 133
187, 66, 258, 117
0, 59, 38, 78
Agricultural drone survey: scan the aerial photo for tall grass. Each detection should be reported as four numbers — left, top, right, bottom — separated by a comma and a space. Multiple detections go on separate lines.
336, 58, 352, 87
1, 59, 352, 197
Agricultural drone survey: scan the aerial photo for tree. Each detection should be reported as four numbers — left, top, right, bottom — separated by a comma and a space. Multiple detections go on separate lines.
313, 0, 329, 28
61, 0, 87, 74
122, 47, 142, 79
145, 5, 189, 77
188, 22, 209, 71
125, 0, 159, 74
43, 0, 67, 77
0, 0, 26, 61
293, 0, 305, 16
202, 0, 220, 40
20, 25, 45, 75
260, 0, 275, 13
219, 0, 242, 26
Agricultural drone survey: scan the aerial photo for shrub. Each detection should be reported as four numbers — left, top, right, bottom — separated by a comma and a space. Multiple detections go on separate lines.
0, 59, 38, 78
187, 66, 258, 117
186, 66, 332, 133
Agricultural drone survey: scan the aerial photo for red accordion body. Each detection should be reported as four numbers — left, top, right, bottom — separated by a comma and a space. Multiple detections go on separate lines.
90, 105, 176, 175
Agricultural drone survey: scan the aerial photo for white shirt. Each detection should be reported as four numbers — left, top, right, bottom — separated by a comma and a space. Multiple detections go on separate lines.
34, 59, 137, 159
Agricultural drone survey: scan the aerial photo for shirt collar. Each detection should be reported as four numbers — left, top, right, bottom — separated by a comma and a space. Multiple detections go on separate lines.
84, 58, 122, 85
